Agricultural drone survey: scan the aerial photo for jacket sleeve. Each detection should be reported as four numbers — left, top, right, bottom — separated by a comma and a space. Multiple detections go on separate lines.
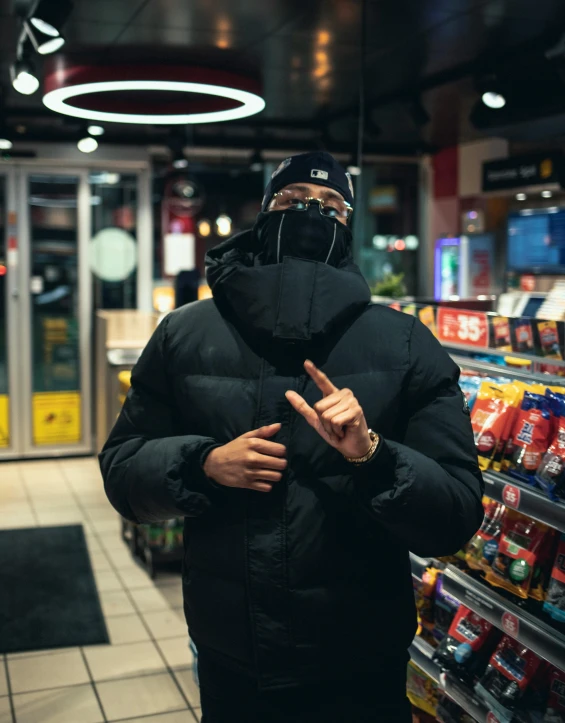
354, 318, 484, 557
99, 314, 221, 524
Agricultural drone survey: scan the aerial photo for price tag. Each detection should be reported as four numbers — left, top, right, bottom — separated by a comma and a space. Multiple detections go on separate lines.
437, 307, 488, 348
487, 712, 501, 723
502, 484, 521, 510
501, 612, 520, 638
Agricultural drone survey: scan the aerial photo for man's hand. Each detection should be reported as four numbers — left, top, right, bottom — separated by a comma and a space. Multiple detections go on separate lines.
203, 423, 287, 493
285, 360, 372, 459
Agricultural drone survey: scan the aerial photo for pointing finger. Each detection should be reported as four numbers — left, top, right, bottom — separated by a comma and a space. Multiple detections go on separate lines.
285, 390, 319, 427
304, 360, 338, 397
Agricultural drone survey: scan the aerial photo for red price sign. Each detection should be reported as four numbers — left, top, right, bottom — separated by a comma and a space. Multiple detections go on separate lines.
437, 308, 488, 348
501, 612, 520, 638
502, 484, 521, 510
487, 713, 501, 723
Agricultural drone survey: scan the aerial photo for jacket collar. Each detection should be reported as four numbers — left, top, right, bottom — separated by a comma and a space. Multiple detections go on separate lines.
205, 231, 371, 343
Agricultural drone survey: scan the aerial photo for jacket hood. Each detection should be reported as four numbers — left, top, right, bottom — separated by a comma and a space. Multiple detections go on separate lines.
205, 230, 371, 344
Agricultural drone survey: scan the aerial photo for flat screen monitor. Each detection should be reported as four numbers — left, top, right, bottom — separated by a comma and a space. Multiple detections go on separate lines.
507, 209, 565, 273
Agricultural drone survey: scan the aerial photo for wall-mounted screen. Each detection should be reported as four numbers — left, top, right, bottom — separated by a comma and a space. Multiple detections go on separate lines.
507, 209, 565, 273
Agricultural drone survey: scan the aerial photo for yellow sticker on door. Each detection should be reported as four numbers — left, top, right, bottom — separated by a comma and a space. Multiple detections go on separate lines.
32, 392, 81, 446
0, 395, 9, 448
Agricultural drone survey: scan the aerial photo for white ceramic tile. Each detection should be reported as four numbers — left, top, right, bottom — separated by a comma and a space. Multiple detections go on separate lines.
85, 505, 118, 522
193, 709, 201, 722
84, 641, 166, 682
0, 501, 33, 516
0, 697, 12, 723
142, 610, 187, 641
7, 647, 79, 661
155, 583, 183, 610
0, 661, 7, 696
131, 588, 169, 613
0, 486, 28, 502
28, 494, 77, 509
0, 513, 36, 530
94, 569, 123, 592
99, 589, 137, 618
91, 518, 121, 534
13, 684, 104, 723
35, 507, 85, 525
118, 566, 154, 591
119, 711, 198, 723
105, 614, 150, 645
8, 650, 90, 694
96, 673, 187, 721
156, 637, 192, 670
106, 547, 136, 569
173, 669, 201, 709
101, 534, 129, 552
88, 550, 112, 572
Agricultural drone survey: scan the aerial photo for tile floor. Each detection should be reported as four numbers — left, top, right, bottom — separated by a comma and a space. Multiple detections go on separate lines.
0, 458, 201, 723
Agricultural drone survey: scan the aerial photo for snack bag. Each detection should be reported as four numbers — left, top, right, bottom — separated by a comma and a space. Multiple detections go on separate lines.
418, 305, 437, 337
486, 509, 550, 600
530, 527, 559, 603
537, 397, 565, 501
475, 636, 543, 723
507, 393, 552, 485
433, 573, 460, 644
471, 382, 522, 471
432, 606, 498, 686
543, 534, 565, 624
415, 566, 439, 643
492, 316, 513, 351
538, 320, 563, 360
466, 498, 506, 572
407, 659, 439, 717
513, 317, 535, 353
544, 666, 565, 721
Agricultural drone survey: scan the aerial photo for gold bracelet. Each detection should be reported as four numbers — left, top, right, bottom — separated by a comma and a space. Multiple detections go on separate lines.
344, 430, 380, 465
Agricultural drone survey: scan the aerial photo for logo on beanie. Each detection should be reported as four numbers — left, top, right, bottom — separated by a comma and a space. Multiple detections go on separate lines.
346, 172, 355, 199
311, 169, 329, 180
272, 158, 291, 178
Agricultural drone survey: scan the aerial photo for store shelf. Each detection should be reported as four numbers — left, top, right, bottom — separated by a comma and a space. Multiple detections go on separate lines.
442, 565, 565, 672
452, 353, 565, 386
483, 469, 565, 532
448, 342, 565, 370
409, 637, 490, 722
410, 553, 431, 582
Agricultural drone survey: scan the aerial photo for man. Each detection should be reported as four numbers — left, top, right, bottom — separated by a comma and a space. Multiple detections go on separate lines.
100, 151, 484, 723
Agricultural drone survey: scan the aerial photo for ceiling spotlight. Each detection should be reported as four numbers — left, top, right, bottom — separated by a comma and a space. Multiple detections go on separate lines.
172, 151, 188, 169
30, 0, 73, 38
198, 219, 212, 237
216, 214, 232, 237
482, 91, 506, 109
542, 190, 553, 198
516, 192, 527, 201
10, 59, 40, 95
0, 138, 12, 151
87, 125, 104, 136
77, 136, 98, 153
249, 150, 264, 172
347, 165, 362, 176
24, 20, 65, 55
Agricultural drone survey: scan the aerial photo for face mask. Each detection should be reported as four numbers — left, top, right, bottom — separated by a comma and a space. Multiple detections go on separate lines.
254, 205, 352, 267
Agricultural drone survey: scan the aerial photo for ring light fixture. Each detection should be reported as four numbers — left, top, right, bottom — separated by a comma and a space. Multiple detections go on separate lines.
43, 75, 265, 124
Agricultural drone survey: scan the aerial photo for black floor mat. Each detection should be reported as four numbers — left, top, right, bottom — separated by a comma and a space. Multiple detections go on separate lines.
0, 524, 109, 653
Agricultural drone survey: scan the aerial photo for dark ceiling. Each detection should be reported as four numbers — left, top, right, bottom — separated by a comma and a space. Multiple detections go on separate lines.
2, 0, 565, 156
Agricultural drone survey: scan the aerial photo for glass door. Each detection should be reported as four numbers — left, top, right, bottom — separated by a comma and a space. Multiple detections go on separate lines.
19, 169, 92, 456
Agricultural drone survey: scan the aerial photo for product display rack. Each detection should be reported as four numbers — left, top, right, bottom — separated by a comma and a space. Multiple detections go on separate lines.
442, 565, 565, 672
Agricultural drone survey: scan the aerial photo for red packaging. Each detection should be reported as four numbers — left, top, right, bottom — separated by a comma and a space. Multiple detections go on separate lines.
466, 498, 506, 572
508, 393, 552, 484
544, 666, 565, 720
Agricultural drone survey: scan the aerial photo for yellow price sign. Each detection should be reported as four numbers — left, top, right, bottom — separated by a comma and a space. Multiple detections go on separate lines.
32, 391, 81, 446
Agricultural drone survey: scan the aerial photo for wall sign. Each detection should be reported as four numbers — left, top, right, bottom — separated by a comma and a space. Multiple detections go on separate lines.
482, 152, 563, 192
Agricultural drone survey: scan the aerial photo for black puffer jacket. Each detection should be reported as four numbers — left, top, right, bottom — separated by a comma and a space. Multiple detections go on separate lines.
100, 231, 484, 690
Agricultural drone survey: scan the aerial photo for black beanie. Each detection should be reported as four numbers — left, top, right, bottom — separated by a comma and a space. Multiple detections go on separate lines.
261, 151, 354, 212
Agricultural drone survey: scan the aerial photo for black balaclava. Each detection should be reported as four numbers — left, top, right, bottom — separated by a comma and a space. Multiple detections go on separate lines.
253, 151, 355, 268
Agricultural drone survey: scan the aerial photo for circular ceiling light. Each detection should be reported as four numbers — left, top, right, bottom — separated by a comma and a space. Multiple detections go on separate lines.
43, 67, 266, 124
0, 138, 13, 150
482, 91, 506, 109
77, 136, 98, 153
87, 125, 104, 136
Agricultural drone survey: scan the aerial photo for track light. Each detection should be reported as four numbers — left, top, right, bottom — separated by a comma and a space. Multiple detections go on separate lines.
24, 19, 65, 55
172, 151, 188, 169
29, 0, 73, 39
249, 150, 264, 172
77, 136, 98, 153
87, 125, 104, 136
10, 59, 40, 95
0, 137, 12, 151
478, 76, 506, 109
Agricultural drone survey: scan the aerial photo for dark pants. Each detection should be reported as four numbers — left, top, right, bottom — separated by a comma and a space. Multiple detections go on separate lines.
198, 654, 412, 723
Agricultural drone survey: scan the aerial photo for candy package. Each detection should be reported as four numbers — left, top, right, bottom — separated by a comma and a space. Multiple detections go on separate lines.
466, 498, 506, 572
543, 666, 565, 722
543, 534, 565, 625
475, 636, 543, 723
406, 659, 439, 717
537, 320, 563, 360
485, 509, 551, 600
492, 316, 513, 352
433, 573, 460, 644
513, 318, 535, 354
432, 606, 498, 686
415, 566, 439, 643
507, 392, 552, 485
471, 382, 523, 471
537, 396, 565, 501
